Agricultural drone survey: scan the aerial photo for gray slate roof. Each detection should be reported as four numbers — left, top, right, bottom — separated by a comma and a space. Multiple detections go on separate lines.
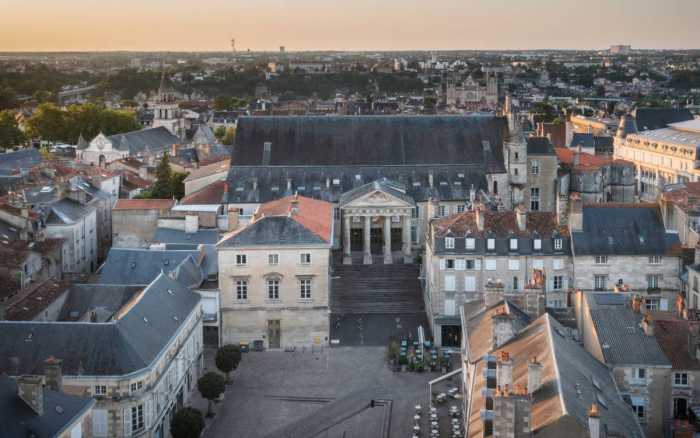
587, 293, 671, 366
192, 124, 216, 145
0, 273, 200, 376
633, 107, 693, 131
219, 216, 328, 247
153, 227, 220, 245
46, 198, 93, 225
569, 133, 614, 153
338, 178, 415, 207
0, 375, 94, 438
107, 126, 180, 156
572, 206, 680, 256
98, 248, 200, 285
0, 148, 42, 175
57, 284, 143, 321
525, 136, 555, 155
232, 115, 507, 167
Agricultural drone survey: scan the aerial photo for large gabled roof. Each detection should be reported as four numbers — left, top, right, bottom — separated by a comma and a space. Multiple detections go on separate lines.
107, 126, 180, 155
98, 248, 200, 285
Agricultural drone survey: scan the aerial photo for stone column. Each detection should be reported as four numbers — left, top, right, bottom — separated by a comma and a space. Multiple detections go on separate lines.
343, 214, 352, 265
402, 215, 413, 263
363, 215, 372, 265
383, 216, 392, 264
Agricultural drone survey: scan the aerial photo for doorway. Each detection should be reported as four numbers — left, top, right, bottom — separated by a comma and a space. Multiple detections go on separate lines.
391, 227, 402, 249
674, 397, 688, 418
441, 325, 462, 347
268, 320, 281, 349
350, 229, 363, 251
370, 228, 383, 254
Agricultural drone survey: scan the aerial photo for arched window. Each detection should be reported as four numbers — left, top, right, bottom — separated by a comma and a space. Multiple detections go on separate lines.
492, 180, 498, 195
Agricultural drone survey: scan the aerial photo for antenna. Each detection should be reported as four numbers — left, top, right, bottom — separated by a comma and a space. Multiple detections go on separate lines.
231, 38, 236, 54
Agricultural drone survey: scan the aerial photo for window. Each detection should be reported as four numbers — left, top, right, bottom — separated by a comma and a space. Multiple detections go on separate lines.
445, 237, 455, 249
645, 298, 661, 311
268, 254, 279, 265
455, 259, 466, 271
130, 381, 144, 393
553, 238, 562, 250
300, 279, 312, 299
649, 255, 661, 265
267, 279, 280, 300
674, 372, 689, 386
512, 276, 519, 290
509, 238, 518, 251
465, 238, 475, 250
457, 205, 466, 213
552, 258, 563, 270
465, 259, 476, 270
553, 275, 563, 290
92, 409, 108, 437
236, 280, 248, 300
485, 260, 497, 271
533, 239, 541, 250
300, 253, 312, 265
487, 238, 495, 251
594, 256, 608, 265
508, 259, 520, 271
464, 276, 476, 292
631, 399, 645, 419
594, 275, 608, 291
647, 274, 662, 289
439, 205, 447, 217
236, 254, 247, 266
531, 160, 540, 175
446, 259, 455, 269
131, 404, 144, 433
530, 187, 540, 211
635, 368, 646, 381
94, 385, 107, 396
444, 275, 456, 291
532, 259, 544, 270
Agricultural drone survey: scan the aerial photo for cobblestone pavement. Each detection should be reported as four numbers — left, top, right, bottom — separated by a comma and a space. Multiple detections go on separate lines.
204, 346, 449, 438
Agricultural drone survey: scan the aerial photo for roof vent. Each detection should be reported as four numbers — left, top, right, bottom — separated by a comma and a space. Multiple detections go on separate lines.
163, 259, 169, 266
167, 289, 174, 295
55, 405, 64, 415
143, 317, 149, 324
173, 316, 179, 321
130, 263, 136, 269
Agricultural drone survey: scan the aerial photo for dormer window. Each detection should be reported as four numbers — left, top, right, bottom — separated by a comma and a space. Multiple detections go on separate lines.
509, 238, 518, 251
487, 238, 495, 251
554, 238, 563, 250
445, 237, 455, 249
466, 237, 475, 250
533, 238, 542, 250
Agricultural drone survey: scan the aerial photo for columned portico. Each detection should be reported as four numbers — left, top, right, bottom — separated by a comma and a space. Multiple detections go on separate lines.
338, 179, 416, 265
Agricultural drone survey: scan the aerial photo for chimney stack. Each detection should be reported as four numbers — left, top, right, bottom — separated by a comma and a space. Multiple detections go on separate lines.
185, 214, 199, 234
290, 193, 299, 215
496, 351, 513, 388
631, 295, 642, 313
516, 204, 527, 232
588, 403, 601, 438
286, 177, 292, 192
17, 376, 44, 416
469, 184, 476, 205
44, 356, 62, 392
642, 314, 654, 336
527, 356, 543, 394
492, 306, 516, 348
428, 172, 434, 189
573, 144, 582, 167
475, 204, 485, 232
568, 194, 583, 232
252, 177, 258, 191
493, 383, 532, 438
227, 206, 239, 232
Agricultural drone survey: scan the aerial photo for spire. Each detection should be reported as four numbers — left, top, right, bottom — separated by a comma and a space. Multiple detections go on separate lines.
77, 133, 88, 150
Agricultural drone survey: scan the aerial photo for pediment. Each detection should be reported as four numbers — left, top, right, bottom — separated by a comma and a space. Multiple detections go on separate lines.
88, 133, 113, 152
343, 189, 414, 209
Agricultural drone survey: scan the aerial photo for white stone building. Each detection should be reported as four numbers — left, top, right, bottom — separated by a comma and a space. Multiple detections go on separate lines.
45, 198, 98, 274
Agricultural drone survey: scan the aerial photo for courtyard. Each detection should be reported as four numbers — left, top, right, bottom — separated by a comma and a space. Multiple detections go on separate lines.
204, 346, 461, 438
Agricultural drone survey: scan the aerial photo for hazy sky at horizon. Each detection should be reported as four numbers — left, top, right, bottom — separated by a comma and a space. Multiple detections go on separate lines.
1, 0, 699, 52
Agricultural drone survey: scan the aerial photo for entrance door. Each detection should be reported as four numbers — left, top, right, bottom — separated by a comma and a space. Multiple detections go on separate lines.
391, 227, 402, 249
441, 325, 462, 347
370, 227, 383, 254
268, 320, 281, 349
350, 229, 363, 251
674, 397, 688, 418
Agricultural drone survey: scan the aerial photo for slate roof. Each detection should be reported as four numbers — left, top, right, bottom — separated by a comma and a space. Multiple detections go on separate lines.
192, 124, 217, 145
525, 136, 555, 155
219, 216, 329, 247
107, 126, 180, 155
572, 204, 681, 256
569, 133, 614, 153
183, 159, 230, 182
463, 300, 532, 363
0, 273, 201, 376
466, 314, 644, 438
232, 115, 508, 167
153, 227, 220, 245
616, 115, 638, 138
46, 198, 93, 225
57, 284, 143, 322
98, 248, 201, 285
585, 293, 671, 366
0, 148, 42, 175
633, 107, 693, 131
0, 375, 95, 438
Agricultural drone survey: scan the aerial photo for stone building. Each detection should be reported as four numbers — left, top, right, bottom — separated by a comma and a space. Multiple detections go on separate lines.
112, 199, 175, 248
0, 273, 203, 438
460, 300, 644, 438
77, 127, 181, 167
44, 198, 98, 274
570, 203, 683, 311
425, 206, 572, 346
575, 292, 672, 437
660, 182, 700, 249
217, 195, 333, 349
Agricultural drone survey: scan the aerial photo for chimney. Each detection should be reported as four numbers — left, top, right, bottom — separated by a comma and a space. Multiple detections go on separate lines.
504, 95, 512, 115
252, 177, 258, 191
695, 244, 700, 265
588, 403, 601, 438
138, 165, 148, 180
631, 295, 642, 313
642, 314, 654, 336
171, 143, 179, 157
527, 356, 543, 394
573, 144, 582, 167
469, 184, 476, 205
496, 351, 513, 388
492, 306, 516, 348
428, 198, 439, 219
17, 376, 44, 416
493, 384, 532, 438
185, 214, 199, 234
475, 204, 485, 232
290, 194, 299, 215
227, 206, 239, 232
516, 204, 527, 232
44, 356, 62, 392
428, 172, 434, 188
286, 177, 292, 192
568, 194, 583, 232
325, 177, 330, 189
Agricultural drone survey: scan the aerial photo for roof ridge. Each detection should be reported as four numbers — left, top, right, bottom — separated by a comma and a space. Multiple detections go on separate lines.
543, 314, 568, 416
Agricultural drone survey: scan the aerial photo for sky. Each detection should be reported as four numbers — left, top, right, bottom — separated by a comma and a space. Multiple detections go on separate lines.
0, 0, 699, 52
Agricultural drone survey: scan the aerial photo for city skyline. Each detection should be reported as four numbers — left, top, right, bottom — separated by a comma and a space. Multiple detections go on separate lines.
1, 0, 699, 52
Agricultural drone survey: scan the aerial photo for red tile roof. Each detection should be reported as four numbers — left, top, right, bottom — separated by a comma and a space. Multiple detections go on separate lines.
554, 147, 632, 170
4, 279, 72, 321
432, 210, 569, 238
113, 199, 175, 211
256, 195, 333, 242
651, 316, 700, 371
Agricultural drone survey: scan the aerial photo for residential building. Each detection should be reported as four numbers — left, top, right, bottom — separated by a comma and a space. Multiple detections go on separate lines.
112, 199, 175, 248
523, 136, 558, 212
0, 273, 204, 438
660, 182, 700, 248
575, 292, 672, 437
570, 203, 682, 310
460, 300, 645, 438
45, 198, 98, 274
425, 205, 572, 346
217, 195, 333, 349
183, 159, 229, 197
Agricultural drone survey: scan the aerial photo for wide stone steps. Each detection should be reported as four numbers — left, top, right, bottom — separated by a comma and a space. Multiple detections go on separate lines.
330, 263, 424, 314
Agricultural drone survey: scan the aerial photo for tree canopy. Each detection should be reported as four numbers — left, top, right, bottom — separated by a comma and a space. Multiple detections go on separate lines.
197, 371, 225, 417
170, 407, 205, 438
215, 345, 242, 383
0, 110, 26, 149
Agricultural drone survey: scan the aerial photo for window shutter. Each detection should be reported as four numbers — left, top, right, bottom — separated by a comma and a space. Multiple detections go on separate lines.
444, 275, 456, 291
444, 299, 456, 316
455, 259, 466, 271
439, 259, 446, 271
660, 299, 668, 311
465, 276, 476, 292
475, 259, 482, 270
123, 407, 132, 437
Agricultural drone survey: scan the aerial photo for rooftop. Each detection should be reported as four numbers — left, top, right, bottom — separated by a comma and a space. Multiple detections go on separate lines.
183, 159, 230, 182
113, 198, 175, 211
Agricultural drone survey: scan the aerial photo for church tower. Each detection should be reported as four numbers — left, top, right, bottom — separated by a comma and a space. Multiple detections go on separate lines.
504, 95, 527, 207
152, 70, 182, 139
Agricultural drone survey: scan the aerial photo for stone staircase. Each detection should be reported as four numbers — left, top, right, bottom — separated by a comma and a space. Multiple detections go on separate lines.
330, 263, 425, 314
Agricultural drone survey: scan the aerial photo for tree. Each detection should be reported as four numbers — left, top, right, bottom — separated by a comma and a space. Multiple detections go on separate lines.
32, 90, 53, 104
221, 127, 236, 146
27, 103, 67, 141
213, 126, 226, 140
150, 153, 174, 199
197, 372, 225, 417
170, 407, 204, 438
213, 95, 232, 111
171, 171, 189, 200
215, 345, 242, 384
0, 110, 25, 148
